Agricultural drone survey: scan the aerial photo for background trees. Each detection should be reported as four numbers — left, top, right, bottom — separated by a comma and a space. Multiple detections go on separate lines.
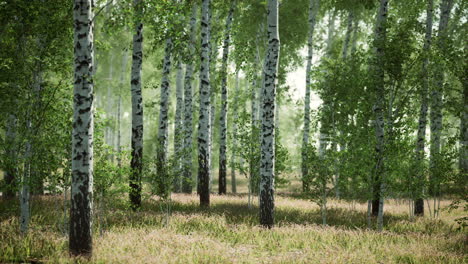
0, 0, 466, 259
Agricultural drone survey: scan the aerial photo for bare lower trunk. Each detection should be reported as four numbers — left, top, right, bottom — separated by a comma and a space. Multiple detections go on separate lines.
259, 0, 280, 228
218, 1, 235, 195
182, 3, 197, 194
173, 61, 184, 192
70, 0, 94, 256
230, 70, 240, 193
373, 0, 389, 232
157, 38, 173, 199
414, 0, 433, 217
130, 0, 144, 210
198, 0, 212, 207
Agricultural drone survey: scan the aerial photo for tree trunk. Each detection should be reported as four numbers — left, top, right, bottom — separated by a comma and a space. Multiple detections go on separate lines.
341, 10, 353, 60
70, 0, 94, 256
130, 0, 144, 211
414, 0, 433, 217
259, 0, 280, 228
157, 38, 173, 199
218, 1, 235, 195
182, 3, 197, 194
173, 61, 184, 192
302, 0, 319, 193
429, 0, 454, 197
117, 50, 128, 168
20, 117, 31, 234
230, 70, 240, 194
198, 0, 212, 207
460, 76, 467, 176
372, 0, 388, 232
4, 114, 17, 199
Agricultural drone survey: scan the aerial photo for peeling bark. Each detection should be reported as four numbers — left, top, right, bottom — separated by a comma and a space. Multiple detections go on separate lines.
130, 0, 144, 211
198, 0, 212, 207
182, 3, 197, 194
259, 0, 280, 228
218, 0, 235, 195
70, 0, 94, 256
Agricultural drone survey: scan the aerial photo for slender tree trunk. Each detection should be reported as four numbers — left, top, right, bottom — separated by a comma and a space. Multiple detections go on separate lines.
20, 116, 31, 234
106, 53, 114, 148
341, 10, 353, 60
302, 0, 319, 193
182, 3, 197, 194
173, 61, 184, 192
218, 1, 235, 195
4, 114, 17, 199
460, 75, 467, 176
130, 0, 144, 210
70, 0, 94, 256
372, 0, 388, 232
157, 38, 173, 198
117, 50, 128, 168
429, 0, 454, 197
414, 0, 433, 217
259, 0, 280, 228
230, 70, 240, 194
198, 0, 212, 207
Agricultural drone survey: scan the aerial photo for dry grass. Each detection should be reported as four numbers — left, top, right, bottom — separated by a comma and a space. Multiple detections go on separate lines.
0, 191, 467, 263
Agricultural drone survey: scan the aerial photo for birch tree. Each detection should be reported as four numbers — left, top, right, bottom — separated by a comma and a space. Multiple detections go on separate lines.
371, 0, 388, 232
182, 3, 197, 194
218, 0, 235, 195
130, 0, 144, 210
259, 0, 280, 228
302, 0, 319, 192
414, 0, 433, 217
173, 61, 184, 192
230, 69, 240, 194
156, 37, 173, 198
70, 0, 94, 256
429, 0, 454, 200
198, 0, 212, 207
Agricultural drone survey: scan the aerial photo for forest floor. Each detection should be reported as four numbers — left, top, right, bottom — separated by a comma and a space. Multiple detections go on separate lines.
0, 178, 467, 263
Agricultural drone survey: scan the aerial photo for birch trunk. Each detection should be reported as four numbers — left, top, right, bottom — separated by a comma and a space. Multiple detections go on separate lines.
117, 50, 128, 168
218, 1, 235, 195
230, 70, 240, 193
198, 0, 212, 207
20, 117, 31, 234
259, 0, 280, 228
4, 114, 17, 199
157, 38, 173, 198
182, 3, 197, 194
302, 0, 319, 192
460, 77, 467, 176
414, 0, 433, 216
429, 0, 454, 197
173, 61, 184, 192
372, 0, 388, 232
70, 0, 94, 256
130, 0, 144, 210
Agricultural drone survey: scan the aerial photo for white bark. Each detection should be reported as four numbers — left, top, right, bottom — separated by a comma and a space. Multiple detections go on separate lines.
198, 0, 212, 206
117, 50, 128, 168
429, 0, 454, 197
414, 0, 434, 216
372, 0, 388, 232
302, 0, 319, 191
218, 1, 235, 195
173, 61, 184, 192
230, 70, 240, 193
259, 0, 280, 228
157, 37, 173, 197
182, 3, 197, 194
70, 0, 94, 255
130, 0, 144, 210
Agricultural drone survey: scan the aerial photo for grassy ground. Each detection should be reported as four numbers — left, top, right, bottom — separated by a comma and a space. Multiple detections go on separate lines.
0, 179, 467, 263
